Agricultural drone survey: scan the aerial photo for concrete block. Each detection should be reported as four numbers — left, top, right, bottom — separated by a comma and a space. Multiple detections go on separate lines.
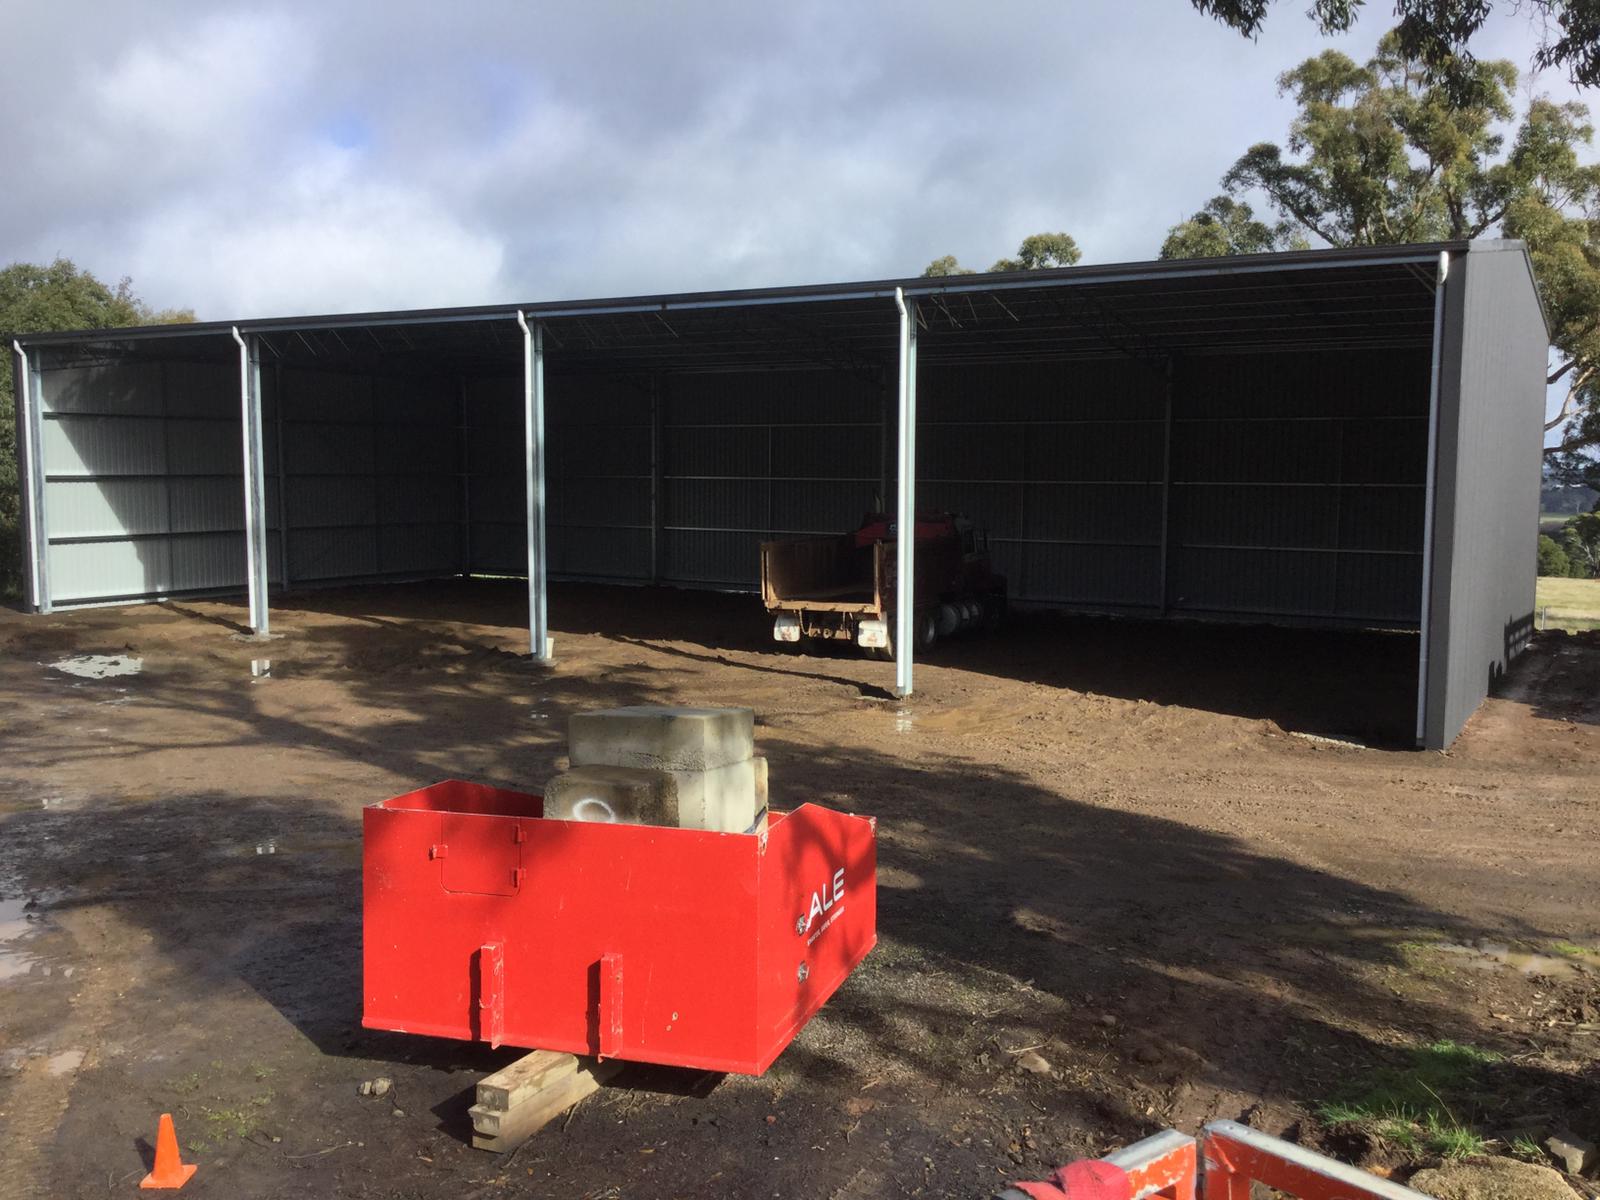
569, 706, 754, 773
542, 765, 677, 826
664, 755, 765, 834
1545, 1130, 1597, 1176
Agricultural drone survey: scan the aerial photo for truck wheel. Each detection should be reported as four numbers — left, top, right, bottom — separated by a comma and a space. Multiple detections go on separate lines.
917, 612, 937, 650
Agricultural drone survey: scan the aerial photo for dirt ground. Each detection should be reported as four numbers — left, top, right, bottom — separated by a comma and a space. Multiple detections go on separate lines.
0, 579, 1597, 1200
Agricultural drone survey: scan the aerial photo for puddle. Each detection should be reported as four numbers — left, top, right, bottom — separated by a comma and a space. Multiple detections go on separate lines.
45, 1049, 84, 1077
0, 897, 40, 983
894, 706, 915, 734
222, 834, 359, 860
251, 659, 272, 679
1437, 940, 1581, 978
48, 654, 142, 680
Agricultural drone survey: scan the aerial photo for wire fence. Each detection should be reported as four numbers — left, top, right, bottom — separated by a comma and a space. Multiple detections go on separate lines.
1537, 606, 1600, 633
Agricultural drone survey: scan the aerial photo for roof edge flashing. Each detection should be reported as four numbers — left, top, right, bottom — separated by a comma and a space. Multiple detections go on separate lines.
10, 240, 1476, 350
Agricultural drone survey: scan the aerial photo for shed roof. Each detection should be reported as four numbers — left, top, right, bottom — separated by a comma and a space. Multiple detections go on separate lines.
18, 240, 1533, 377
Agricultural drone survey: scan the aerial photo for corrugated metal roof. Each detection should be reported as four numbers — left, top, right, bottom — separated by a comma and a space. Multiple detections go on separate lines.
15, 240, 1522, 378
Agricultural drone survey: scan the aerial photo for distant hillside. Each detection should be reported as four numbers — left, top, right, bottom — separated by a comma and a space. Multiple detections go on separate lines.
1542, 482, 1597, 517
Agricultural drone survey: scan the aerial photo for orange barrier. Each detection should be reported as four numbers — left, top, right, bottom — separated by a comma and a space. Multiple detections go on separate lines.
1001, 1120, 1428, 1200
1105, 1128, 1198, 1200
1201, 1120, 1423, 1200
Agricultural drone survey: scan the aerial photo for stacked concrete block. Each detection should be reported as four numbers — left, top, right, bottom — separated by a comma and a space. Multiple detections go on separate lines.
542, 765, 677, 826
546, 706, 768, 834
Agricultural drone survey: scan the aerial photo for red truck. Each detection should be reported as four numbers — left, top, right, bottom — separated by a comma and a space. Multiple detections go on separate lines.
760, 513, 1007, 657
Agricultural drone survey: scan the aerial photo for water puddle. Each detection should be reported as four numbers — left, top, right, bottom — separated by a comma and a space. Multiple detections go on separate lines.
893, 706, 915, 734
48, 654, 142, 680
0, 897, 40, 983
46, 1049, 84, 1077
251, 659, 272, 679
1436, 940, 1582, 978
222, 833, 359, 861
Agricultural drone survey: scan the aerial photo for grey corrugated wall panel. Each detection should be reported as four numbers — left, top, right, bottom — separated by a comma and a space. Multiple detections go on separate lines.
277, 365, 462, 585
1423, 246, 1545, 748
918, 360, 1167, 608
1167, 349, 1430, 624
464, 374, 524, 574
465, 373, 658, 582
551, 375, 652, 581
658, 370, 881, 587
37, 357, 250, 604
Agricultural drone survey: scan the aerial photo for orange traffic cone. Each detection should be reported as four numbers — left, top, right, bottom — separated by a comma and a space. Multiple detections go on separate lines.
140, 1113, 197, 1190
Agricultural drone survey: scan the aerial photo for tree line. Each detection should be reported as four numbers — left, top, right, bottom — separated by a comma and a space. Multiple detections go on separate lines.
922, 30, 1600, 488
0, 262, 194, 599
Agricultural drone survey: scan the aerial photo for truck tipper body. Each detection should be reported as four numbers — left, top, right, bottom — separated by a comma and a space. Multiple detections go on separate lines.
760, 513, 1006, 657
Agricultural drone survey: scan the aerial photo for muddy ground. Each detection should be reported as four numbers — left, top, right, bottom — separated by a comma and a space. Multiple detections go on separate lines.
0, 579, 1596, 1200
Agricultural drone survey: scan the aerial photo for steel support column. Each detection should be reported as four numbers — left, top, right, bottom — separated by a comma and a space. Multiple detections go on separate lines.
517, 311, 551, 661
893, 288, 918, 698
232, 327, 270, 635
1415, 250, 1450, 744
11, 341, 50, 612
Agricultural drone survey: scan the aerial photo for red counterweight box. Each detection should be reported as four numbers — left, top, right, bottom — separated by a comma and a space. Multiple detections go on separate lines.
362, 780, 877, 1075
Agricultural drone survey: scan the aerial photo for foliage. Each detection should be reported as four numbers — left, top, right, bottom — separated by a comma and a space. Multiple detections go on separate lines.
1189, 1, 1600, 94
990, 232, 1082, 272
1562, 510, 1600, 575
1500, 99, 1600, 453
0, 259, 194, 601
1160, 196, 1308, 258
1510, 1135, 1547, 1162
1180, 33, 1600, 458
1539, 533, 1575, 576
921, 254, 976, 278
1222, 36, 1528, 246
1317, 1040, 1500, 1160
922, 232, 1082, 278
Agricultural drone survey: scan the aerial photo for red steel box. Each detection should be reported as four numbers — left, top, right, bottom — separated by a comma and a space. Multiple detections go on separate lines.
362, 780, 877, 1075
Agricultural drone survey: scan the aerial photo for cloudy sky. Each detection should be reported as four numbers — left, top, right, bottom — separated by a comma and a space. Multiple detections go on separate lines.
0, 1, 1591, 321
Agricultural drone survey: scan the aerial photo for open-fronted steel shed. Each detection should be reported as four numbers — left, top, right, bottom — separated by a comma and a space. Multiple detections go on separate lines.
8, 239, 1547, 747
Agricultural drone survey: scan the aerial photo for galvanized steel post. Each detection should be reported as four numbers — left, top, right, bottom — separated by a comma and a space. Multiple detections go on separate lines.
11, 341, 50, 612
893, 288, 917, 698
232, 327, 270, 635
1415, 250, 1449, 745
517, 311, 550, 661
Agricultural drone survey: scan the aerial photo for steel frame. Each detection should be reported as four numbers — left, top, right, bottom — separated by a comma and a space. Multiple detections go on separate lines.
893, 288, 918, 698
10, 341, 50, 612
232, 327, 271, 635
517, 312, 551, 661
1415, 250, 1450, 744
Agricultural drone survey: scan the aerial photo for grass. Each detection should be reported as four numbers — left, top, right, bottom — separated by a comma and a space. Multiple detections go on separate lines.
1535, 576, 1600, 633
1511, 1136, 1547, 1163
1317, 1040, 1500, 1160
1548, 940, 1600, 961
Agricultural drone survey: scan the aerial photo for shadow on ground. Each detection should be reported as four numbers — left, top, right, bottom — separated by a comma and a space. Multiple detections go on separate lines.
270, 578, 1420, 743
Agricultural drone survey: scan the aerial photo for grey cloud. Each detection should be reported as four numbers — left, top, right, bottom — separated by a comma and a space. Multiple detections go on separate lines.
0, 1, 1588, 319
